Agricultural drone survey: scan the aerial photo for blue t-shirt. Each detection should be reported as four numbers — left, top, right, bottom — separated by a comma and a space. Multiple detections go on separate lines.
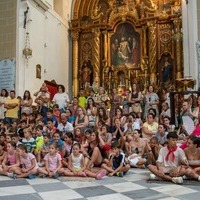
44, 116, 58, 127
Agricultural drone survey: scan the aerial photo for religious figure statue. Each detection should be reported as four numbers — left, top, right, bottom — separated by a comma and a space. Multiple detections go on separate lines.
82, 60, 92, 85
162, 57, 171, 83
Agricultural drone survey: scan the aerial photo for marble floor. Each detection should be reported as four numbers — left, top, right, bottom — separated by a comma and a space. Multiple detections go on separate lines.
0, 168, 200, 200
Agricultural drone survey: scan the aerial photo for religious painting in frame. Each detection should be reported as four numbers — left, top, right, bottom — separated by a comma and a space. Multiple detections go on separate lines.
110, 22, 141, 67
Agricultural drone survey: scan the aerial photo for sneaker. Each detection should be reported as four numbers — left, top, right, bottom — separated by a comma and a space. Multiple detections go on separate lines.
7, 172, 17, 179
149, 173, 157, 180
116, 172, 124, 177
96, 169, 107, 180
13, 173, 17, 179
7, 172, 14, 178
28, 174, 36, 179
53, 172, 60, 179
182, 175, 189, 180
172, 177, 183, 184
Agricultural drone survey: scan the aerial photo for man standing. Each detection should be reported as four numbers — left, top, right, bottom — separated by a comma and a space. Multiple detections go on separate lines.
4, 90, 19, 125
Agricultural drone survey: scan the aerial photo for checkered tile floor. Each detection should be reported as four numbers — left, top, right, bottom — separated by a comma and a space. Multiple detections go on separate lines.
0, 168, 200, 200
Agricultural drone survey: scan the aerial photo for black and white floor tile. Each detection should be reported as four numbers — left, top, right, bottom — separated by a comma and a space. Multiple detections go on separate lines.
0, 168, 200, 200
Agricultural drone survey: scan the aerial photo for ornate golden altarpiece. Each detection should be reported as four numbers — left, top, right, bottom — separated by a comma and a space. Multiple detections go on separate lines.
70, 0, 183, 96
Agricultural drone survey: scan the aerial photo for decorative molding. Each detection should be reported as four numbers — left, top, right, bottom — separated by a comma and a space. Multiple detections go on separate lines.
31, 0, 49, 11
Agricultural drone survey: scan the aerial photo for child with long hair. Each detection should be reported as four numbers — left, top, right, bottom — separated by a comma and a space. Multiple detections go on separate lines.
63, 143, 86, 177
64, 132, 74, 157
38, 142, 63, 178
50, 131, 65, 157
0, 142, 21, 177
15, 144, 39, 179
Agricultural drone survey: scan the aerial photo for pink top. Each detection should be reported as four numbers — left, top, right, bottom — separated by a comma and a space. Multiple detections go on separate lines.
44, 153, 61, 171
179, 142, 187, 149
192, 125, 200, 137
7, 150, 17, 165
180, 125, 200, 149
19, 153, 38, 169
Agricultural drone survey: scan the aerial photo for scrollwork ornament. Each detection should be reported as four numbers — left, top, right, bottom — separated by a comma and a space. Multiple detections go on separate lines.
71, 31, 79, 41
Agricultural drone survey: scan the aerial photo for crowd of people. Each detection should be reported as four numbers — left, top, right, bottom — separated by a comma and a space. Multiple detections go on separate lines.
0, 82, 200, 184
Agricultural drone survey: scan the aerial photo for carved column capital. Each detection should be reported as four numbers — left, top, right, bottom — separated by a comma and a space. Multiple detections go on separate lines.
71, 31, 79, 41
147, 20, 157, 28
92, 28, 101, 38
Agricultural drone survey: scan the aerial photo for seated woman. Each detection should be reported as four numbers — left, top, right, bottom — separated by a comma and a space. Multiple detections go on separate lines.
163, 116, 175, 132
184, 136, 200, 173
147, 108, 159, 123
83, 131, 107, 179
142, 113, 158, 140
74, 107, 89, 134
95, 107, 110, 127
125, 129, 147, 168
112, 117, 125, 148
113, 107, 127, 128
98, 124, 112, 158
123, 113, 140, 135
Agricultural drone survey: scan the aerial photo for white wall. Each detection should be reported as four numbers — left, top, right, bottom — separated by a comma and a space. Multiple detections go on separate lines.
182, 0, 198, 87
16, 0, 73, 98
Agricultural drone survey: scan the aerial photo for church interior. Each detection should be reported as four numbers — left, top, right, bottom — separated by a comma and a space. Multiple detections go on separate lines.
1, 1, 200, 200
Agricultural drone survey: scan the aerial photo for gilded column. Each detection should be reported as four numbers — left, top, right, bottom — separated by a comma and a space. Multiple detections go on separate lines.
148, 20, 157, 85
102, 30, 108, 61
102, 30, 108, 86
71, 31, 79, 96
92, 28, 101, 87
142, 25, 147, 57
173, 18, 183, 79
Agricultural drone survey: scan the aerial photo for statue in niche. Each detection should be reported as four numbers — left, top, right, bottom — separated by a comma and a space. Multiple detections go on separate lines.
117, 71, 126, 86
82, 60, 92, 86
162, 57, 171, 83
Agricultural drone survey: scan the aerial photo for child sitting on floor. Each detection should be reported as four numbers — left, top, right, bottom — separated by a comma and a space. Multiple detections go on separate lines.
63, 143, 86, 177
38, 142, 63, 178
101, 141, 130, 177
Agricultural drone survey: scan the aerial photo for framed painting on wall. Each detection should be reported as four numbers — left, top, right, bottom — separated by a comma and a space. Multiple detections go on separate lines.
110, 23, 141, 67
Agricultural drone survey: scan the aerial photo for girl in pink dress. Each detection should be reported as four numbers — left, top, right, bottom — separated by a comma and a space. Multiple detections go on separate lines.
38, 142, 63, 178
15, 144, 38, 179
0, 142, 21, 177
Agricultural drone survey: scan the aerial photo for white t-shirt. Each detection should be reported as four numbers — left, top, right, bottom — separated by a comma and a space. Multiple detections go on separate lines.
52, 93, 69, 109
57, 122, 74, 132
157, 146, 187, 173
